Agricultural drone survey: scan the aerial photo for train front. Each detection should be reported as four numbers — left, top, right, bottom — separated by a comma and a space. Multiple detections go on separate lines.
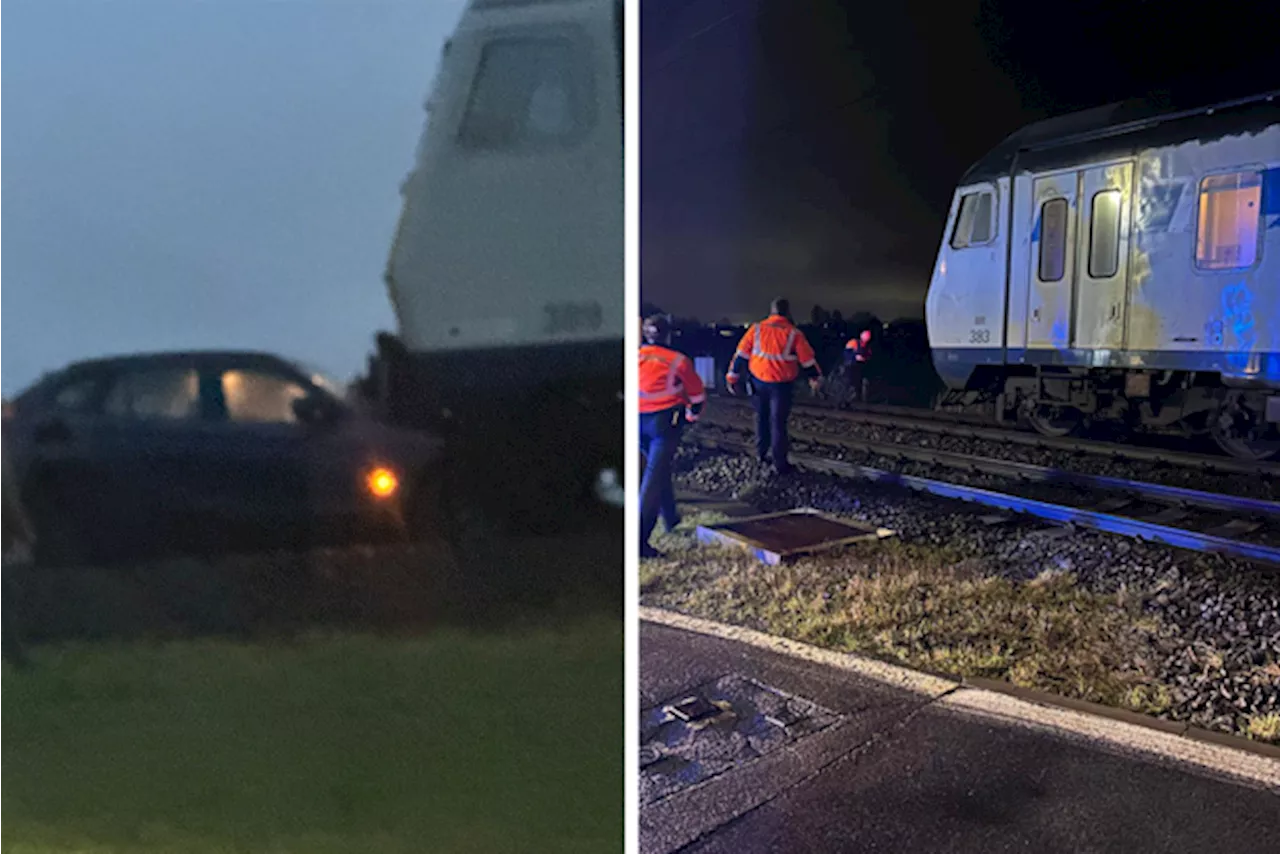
380, 0, 624, 536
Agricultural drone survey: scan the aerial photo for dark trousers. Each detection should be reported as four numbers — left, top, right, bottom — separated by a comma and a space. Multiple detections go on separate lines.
844, 361, 865, 401
640, 409, 682, 552
753, 380, 794, 470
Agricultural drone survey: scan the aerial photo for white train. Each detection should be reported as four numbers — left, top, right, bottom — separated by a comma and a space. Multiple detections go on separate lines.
925, 91, 1280, 460
374, 0, 623, 534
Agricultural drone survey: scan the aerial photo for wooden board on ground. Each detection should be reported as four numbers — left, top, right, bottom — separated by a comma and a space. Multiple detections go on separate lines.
695, 509, 896, 565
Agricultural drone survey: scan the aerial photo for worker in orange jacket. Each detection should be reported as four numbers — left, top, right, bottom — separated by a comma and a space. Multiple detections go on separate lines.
725, 298, 821, 474
843, 328, 872, 402
639, 315, 706, 558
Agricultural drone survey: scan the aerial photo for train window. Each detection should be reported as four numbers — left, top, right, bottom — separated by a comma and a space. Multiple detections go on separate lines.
1038, 198, 1069, 283
458, 37, 592, 151
950, 190, 995, 249
1196, 170, 1262, 270
1088, 190, 1122, 278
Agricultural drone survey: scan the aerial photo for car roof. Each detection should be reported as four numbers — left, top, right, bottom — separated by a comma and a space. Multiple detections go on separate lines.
15, 351, 309, 401
59, 350, 299, 375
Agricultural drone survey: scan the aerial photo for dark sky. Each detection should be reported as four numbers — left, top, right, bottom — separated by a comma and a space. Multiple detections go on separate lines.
641, 0, 1280, 325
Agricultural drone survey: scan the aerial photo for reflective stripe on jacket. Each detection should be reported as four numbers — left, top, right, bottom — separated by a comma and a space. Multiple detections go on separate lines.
639, 345, 707, 419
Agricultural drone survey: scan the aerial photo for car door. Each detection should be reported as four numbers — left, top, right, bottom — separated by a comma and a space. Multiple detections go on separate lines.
10, 371, 115, 558
12, 371, 109, 485
203, 362, 313, 545
93, 363, 210, 558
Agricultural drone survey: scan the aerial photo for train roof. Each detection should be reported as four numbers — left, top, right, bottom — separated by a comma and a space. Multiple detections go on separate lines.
961, 89, 1280, 184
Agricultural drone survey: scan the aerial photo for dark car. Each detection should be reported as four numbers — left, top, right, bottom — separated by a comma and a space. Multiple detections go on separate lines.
3, 351, 446, 566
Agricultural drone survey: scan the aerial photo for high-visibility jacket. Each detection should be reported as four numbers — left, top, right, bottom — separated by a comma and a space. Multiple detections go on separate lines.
726, 315, 820, 385
844, 336, 871, 363
639, 345, 707, 420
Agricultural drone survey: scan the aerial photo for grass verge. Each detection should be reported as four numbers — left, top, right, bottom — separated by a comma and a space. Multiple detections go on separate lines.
2, 617, 622, 854
642, 513, 1172, 717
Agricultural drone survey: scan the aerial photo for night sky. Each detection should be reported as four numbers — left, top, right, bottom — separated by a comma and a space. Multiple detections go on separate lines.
641, 0, 1280, 326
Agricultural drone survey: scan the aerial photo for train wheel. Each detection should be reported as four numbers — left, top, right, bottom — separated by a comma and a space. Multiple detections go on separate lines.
1210, 395, 1280, 461
1026, 407, 1083, 439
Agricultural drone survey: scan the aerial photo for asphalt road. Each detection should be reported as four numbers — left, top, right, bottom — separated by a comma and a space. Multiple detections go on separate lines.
640, 621, 1280, 854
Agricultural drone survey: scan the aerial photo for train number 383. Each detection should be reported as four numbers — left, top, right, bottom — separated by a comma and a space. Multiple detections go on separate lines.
969, 328, 991, 344
544, 301, 604, 334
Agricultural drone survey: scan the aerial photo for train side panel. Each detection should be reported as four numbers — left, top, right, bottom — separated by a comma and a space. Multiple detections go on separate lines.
1125, 126, 1280, 382
926, 93, 1280, 457
924, 178, 1011, 389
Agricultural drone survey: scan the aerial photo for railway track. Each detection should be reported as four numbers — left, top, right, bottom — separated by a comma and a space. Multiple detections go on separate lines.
691, 419, 1280, 567
710, 392, 1280, 479
710, 395, 1280, 502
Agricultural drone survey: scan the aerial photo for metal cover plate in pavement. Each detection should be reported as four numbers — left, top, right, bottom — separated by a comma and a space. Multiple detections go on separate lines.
695, 508, 895, 564
640, 674, 841, 806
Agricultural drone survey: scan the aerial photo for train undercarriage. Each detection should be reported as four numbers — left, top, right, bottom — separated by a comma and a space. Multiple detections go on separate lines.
364, 333, 624, 544
936, 367, 1280, 462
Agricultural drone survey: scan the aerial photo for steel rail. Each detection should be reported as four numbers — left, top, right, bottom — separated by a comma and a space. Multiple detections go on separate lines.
691, 432, 1280, 567
700, 412, 1280, 518
710, 393, 1280, 477
778, 425, 1280, 519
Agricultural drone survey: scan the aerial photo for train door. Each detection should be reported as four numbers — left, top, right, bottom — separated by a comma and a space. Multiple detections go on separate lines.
1025, 172, 1078, 350
1072, 163, 1133, 351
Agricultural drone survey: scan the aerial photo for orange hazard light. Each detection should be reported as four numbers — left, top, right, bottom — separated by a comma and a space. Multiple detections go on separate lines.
366, 466, 399, 499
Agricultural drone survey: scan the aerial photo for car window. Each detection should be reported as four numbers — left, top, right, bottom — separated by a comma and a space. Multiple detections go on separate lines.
104, 368, 201, 421
290, 360, 348, 401
221, 370, 308, 424
51, 378, 101, 413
